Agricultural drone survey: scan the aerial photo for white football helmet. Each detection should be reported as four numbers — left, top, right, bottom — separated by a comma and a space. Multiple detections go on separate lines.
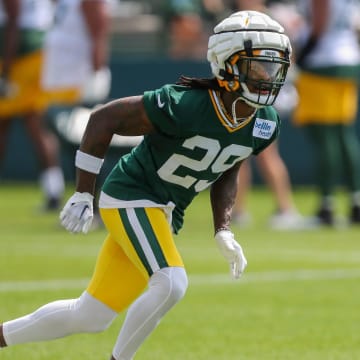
207, 11, 292, 108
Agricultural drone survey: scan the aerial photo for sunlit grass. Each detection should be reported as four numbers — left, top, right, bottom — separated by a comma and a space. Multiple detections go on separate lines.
1, 183, 359, 359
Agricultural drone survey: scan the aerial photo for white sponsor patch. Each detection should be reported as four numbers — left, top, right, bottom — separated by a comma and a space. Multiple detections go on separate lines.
252, 118, 276, 139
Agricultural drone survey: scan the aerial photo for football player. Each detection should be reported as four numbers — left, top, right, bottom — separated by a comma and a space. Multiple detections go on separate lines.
0, 10, 292, 360
0, 0, 64, 210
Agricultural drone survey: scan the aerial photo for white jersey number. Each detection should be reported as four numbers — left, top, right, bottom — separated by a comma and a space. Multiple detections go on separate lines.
157, 135, 252, 192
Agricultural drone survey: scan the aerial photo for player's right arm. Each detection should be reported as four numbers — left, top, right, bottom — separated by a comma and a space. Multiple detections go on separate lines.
76, 95, 154, 194
60, 95, 155, 233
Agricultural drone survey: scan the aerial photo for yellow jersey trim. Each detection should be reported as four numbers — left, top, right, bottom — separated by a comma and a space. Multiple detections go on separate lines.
208, 90, 254, 133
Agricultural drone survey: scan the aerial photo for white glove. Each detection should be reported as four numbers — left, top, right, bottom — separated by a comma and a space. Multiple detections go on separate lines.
215, 230, 247, 279
81, 67, 111, 103
60, 192, 94, 234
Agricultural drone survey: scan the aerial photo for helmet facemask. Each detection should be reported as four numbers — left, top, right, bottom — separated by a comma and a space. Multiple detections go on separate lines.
207, 10, 293, 109
218, 48, 290, 108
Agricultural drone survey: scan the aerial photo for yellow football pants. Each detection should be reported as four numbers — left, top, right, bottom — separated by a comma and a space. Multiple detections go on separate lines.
293, 71, 358, 126
87, 207, 184, 313
0, 51, 81, 118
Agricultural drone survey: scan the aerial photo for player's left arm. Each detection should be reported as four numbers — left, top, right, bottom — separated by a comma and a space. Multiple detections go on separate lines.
210, 161, 241, 232
210, 161, 247, 279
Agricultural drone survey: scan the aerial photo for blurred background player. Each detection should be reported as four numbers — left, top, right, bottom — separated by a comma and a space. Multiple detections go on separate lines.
292, 0, 360, 226
157, 0, 208, 60
41, 0, 111, 106
0, 0, 63, 211
230, 0, 304, 230
0, 10, 291, 359
39, 0, 111, 220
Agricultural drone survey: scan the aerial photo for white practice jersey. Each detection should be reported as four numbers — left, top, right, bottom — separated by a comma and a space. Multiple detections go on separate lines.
0, 0, 54, 30
42, 0, 108, 90
297, 0, 360, 67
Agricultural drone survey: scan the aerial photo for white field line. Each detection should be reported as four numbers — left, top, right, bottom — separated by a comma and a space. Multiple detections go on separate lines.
1, 268, 360, 292
190, 268, 360, 285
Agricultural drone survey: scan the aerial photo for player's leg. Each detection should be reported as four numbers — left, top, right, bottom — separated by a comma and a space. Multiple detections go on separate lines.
0, 291, 117, 347
108, 266, 187, 360
255, 141, 303, 229
23, 111, 64, 209
0, 233, 141, 347
306, 124, 339, 224
17, 51, 66, 210
256, 141, 296, 212
0, 207, 187, 358
0, 118, 12, 163
337, 123, 360, 223
99, 207, 188, 360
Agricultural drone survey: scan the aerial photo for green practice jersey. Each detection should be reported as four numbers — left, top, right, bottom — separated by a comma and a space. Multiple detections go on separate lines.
102, 84, 281, 233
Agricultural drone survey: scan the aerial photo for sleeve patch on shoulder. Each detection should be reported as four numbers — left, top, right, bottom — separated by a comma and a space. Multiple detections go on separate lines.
252, 118, 276, 139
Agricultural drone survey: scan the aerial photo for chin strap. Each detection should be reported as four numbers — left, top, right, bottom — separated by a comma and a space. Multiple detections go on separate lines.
231, 97, 256, 124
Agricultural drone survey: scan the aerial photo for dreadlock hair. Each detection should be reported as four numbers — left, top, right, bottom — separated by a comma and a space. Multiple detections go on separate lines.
176, 75, 222, 90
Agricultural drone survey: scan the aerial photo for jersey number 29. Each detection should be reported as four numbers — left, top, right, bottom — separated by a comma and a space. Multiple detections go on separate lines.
157, 135, 252, 192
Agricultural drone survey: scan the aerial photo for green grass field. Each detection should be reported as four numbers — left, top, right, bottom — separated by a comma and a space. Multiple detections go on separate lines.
1, 183, 360, 359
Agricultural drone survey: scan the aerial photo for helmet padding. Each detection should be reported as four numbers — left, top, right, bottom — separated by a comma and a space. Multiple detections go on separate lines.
207, 11, 292, 107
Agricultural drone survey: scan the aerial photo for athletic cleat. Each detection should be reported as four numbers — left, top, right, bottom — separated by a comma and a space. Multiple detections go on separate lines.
303, 208, 349, 229
232, 211, 252, 228
268, 210, 306, 230
315, 208, 334, 226
350, 205, 360, 224
39, 197, 62, 212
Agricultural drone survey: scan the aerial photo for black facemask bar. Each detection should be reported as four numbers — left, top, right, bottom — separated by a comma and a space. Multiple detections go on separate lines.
221, 49, 290, 107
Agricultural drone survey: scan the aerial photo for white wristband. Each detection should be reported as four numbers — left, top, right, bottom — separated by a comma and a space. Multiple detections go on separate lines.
75, 150, 104, 174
